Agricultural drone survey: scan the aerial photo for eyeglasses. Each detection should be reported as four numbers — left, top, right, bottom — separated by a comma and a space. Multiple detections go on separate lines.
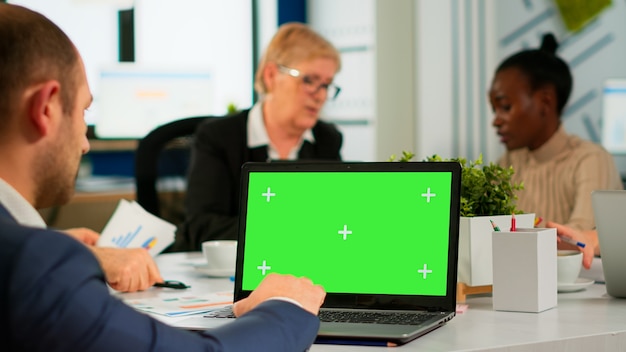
277, 64, 341, 101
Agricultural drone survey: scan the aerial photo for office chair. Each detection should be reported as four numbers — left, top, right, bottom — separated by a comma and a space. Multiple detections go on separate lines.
134, 116, 215, 221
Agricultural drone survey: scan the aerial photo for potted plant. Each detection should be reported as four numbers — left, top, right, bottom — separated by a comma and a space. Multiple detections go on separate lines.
390, 152, 535, 287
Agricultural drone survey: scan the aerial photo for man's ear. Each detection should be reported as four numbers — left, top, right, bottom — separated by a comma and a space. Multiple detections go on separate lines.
28, 81, 61, 136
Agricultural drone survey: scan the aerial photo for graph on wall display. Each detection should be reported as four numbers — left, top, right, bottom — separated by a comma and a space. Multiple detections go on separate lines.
601, 79, 626, 153
95, 67, 213, 139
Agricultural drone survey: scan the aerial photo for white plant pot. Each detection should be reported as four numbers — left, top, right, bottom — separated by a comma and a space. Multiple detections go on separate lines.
457, 213, 536, 286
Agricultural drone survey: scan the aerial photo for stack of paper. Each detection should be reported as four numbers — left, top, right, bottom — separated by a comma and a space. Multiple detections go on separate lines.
97, 199, 176, 256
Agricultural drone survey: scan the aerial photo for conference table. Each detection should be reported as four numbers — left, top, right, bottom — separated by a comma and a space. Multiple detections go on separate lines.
117, 252, 626, 351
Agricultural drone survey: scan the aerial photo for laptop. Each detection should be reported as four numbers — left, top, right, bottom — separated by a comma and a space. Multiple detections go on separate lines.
592, 190, 626, 298
175, 161, 462, 346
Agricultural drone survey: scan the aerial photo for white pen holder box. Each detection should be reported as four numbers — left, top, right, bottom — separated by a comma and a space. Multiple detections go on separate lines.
458, 213, 535, 286
492, 228, 557, 313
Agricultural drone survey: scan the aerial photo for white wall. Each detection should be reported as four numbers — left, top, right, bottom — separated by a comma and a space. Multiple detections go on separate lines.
374, 0, 416, 162
308, 0, 501, 163
308, 0, 377, 162
255, 0, 278, 60
134, 0, 253, 115
309, 0, 416, 162
414, 0, 500, 163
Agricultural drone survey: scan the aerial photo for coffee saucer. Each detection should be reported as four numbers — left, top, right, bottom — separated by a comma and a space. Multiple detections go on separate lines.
558, 278, 594, 293
193, 264, 235, 278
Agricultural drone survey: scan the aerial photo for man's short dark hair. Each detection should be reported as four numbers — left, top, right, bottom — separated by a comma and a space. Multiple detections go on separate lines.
0, 4, 79, 128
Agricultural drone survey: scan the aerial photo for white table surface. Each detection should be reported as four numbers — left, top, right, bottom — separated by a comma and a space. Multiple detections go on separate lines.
117, 253, 626, 351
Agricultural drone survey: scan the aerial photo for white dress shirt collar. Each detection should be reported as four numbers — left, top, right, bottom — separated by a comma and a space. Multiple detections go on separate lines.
0, 177, 47, 228
247, 102, 315, 160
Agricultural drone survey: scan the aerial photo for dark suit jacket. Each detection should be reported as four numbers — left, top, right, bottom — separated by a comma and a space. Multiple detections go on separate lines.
0, 205, 320, 351
173, 109, 342, 251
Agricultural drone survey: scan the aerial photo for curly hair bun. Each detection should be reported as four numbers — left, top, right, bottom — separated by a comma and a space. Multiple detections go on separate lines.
540, 33, 558, 55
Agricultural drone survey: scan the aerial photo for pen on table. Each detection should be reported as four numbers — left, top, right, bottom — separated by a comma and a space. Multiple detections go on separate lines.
154, 280, 190, 289
510, 213, 516, 231
315, 338, 397, 347
490, 220, 501, 232
559, 235, 586, 248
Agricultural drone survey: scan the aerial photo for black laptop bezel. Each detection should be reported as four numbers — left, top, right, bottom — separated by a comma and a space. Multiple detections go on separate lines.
234, 161, 461, 313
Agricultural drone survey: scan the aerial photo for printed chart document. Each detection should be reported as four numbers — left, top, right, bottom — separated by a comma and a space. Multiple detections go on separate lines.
97, 199, 175, 256
123, 291, 233, 317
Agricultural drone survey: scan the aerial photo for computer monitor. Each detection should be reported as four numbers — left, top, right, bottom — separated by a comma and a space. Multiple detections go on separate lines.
601, 79, 626, 154
94, 65, 213, 139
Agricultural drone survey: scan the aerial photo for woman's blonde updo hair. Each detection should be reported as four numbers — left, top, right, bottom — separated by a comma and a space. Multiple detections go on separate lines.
254, 22, 341, 96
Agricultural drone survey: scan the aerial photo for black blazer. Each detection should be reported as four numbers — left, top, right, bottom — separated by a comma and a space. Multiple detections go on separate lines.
173, 109, 342, 251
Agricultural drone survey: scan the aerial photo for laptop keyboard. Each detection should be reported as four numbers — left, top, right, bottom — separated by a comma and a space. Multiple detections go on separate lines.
205, 306, 438, 326
318, 310, 436, 325
204, 306, 235, 318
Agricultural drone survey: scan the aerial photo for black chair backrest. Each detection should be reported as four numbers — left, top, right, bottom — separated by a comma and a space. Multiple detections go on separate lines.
134, 116, 214, 218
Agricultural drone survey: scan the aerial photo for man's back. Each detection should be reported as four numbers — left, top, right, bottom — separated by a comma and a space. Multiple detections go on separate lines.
0, 206, 319, 352
0, 210, 178, 351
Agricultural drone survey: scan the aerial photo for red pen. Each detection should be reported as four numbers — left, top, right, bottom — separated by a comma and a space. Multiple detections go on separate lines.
510, 213, 516, 231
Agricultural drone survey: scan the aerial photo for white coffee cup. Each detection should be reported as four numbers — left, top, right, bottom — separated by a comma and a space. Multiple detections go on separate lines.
202, 240, 237, 272
557, 250, 582, 284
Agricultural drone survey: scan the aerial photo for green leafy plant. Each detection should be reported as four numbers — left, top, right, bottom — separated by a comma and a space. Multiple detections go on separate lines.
226, 102, 239, 115
389, 152, 524, 217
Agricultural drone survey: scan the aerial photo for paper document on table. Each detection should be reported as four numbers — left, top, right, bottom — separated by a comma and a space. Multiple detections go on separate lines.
124, 291, 233, 317
97, 199, 176, 256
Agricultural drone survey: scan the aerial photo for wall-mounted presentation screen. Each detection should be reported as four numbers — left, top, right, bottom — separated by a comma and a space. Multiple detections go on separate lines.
94, 66, 213, 139
602, 79, 626, 154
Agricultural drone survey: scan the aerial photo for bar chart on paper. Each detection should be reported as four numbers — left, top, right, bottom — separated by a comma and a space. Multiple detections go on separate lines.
112, 225, 143, 248
97, 199, 176, 256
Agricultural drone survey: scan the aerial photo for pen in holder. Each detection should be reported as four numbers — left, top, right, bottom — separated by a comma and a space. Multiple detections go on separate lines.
492, 228, 557, 313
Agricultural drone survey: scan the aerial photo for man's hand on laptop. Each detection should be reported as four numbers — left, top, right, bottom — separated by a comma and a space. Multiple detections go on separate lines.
233, 273, 326, 317
547, 221, 598, 270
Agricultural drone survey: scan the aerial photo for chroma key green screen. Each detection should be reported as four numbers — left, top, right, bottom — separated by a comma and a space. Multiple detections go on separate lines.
240, 171, 453, 296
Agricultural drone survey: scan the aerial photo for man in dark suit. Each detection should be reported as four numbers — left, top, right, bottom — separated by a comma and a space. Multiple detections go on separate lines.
0, 4, 325, 351
175, 22, 343, 251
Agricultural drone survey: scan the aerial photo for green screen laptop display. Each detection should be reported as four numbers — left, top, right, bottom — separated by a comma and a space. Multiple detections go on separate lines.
238, 164, 457, 297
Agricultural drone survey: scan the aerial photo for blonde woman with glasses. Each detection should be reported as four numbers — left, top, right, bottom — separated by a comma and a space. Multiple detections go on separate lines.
174, 22, 343, 251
